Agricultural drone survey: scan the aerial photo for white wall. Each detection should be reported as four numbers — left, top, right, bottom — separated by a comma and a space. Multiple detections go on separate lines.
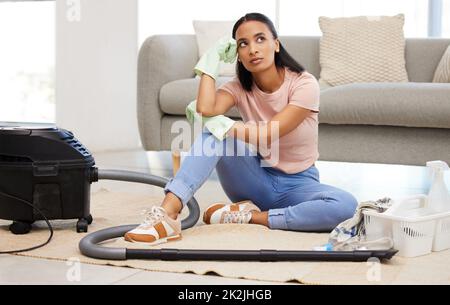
55, 0, 140, 152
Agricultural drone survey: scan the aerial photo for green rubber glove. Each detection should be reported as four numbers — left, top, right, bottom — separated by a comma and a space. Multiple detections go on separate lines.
217, 38, 238, 63
194, 36, 237, 80
185, 100, 236, 141
186, 100, 202, 124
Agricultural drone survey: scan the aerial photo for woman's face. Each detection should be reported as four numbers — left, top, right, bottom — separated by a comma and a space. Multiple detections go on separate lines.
235, 20, 280, 73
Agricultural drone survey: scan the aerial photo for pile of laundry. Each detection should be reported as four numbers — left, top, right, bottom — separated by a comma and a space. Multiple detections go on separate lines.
315, 197, 394, 251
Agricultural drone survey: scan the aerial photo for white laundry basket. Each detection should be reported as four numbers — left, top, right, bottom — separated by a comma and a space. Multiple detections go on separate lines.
433, 216, 450, 251
364, 195, 450, 257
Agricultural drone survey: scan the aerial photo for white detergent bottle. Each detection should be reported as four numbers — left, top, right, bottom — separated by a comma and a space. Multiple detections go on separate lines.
426, 160, 450, 213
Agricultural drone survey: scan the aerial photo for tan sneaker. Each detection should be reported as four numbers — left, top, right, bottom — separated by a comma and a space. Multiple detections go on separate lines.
203, 200, 261, 224
124, 206, 182, 246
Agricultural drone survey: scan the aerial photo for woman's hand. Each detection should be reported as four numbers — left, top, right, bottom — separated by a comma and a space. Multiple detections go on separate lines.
194, 36, 237, 80
217, 37, 237, 64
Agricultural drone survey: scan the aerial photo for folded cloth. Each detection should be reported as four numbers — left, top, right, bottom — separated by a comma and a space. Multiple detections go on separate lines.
203, 115, 236, 141
186, 100, 236, 141
315, 197, 394, 251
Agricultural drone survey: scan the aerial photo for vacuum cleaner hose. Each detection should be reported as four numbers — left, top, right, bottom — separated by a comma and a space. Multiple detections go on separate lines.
79, 223, 398, 261
79, 169, 398, 262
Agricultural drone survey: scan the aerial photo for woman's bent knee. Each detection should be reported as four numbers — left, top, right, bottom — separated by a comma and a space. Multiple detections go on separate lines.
336, 190, 358, 220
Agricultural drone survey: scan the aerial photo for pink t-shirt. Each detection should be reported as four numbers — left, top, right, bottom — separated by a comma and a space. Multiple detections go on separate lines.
218, 67, 320, 174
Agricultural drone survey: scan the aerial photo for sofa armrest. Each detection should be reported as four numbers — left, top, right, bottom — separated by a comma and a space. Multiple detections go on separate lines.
137, 35, 198, 151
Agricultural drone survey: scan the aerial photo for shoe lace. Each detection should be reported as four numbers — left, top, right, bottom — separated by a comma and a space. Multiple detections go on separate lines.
141, 206, 166, 226
223, 211, 250, 224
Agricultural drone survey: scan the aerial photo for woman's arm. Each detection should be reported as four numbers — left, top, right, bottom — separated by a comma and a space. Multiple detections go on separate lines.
196, 74, 236, 117
227, 104, 311, 149
196, 74, 216, 114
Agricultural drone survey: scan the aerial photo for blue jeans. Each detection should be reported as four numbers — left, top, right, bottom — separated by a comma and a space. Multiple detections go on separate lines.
164, 129, 358, 232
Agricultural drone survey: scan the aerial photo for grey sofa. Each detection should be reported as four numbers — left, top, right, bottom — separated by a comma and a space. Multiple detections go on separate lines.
137, 35, 450, 166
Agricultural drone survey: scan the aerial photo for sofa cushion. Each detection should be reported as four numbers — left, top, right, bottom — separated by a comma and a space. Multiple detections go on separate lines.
161, 79, 450, 129
319, 83, 450, 129
433, 45, 450, 83
318, 14, 409, 86
159, 77, 241, 118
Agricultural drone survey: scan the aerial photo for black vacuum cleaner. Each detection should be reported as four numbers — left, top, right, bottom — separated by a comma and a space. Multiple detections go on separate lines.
0, 122, 398, 261
0, 122, 94, 234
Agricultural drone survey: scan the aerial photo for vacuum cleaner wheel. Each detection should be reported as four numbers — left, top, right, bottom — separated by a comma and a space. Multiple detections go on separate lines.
9, 221, 34, 235
76, 215, 93, 233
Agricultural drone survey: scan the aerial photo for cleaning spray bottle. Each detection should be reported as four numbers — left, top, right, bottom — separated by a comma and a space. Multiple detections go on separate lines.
426, 160, 450, 213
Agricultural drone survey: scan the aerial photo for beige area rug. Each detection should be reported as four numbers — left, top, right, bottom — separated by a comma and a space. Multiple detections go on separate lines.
1, 189, 450, 285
